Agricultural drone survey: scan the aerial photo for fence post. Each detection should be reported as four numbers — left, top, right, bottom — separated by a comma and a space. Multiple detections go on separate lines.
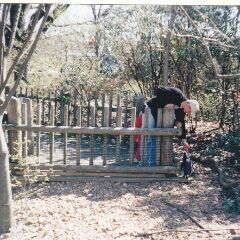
25, 87, 28, 97
89, 106, 95, 165
115, 106, 122, 165
156, 108, 163, 166
25, 98, 34, 155
161, 108, 175, 166
108, 93, 113, 127
60, 89, 64, 125
36, 103, 41, 158
116, 94, 120, 123
94, 92, 98, 126
124, 94, 128, 127
50, 103, 55, 164
54, 91, 58, 125
101, 93, 105, 126
7, 97, 22, 160
42, 97, 45, 125
48, 92, 51, 123
103, 106, 109, 165
36, 89, 39, 104
130, 107, 136, 165
63, 105, 68, 164
87, 94, 91, 127
21, 103, 27, 160
76, 106, 81, 165
73, 90, 77, 126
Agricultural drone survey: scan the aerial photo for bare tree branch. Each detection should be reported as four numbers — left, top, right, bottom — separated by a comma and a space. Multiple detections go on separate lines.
0, 4, 42, 95
5, 4, 22, 57
180, 6, 240, 81
0, 4, 51, 115
163, 6, 176, 86
192, 6, 234, 44
0, 4, 10, 84
173, 34, 237, 49
97, 5, 102, 19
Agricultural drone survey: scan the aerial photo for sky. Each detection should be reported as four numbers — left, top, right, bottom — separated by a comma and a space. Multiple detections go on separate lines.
55, 5, 95, 25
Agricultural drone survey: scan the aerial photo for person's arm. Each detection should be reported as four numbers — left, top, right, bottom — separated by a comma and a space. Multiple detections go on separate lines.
175, 109, 190, 151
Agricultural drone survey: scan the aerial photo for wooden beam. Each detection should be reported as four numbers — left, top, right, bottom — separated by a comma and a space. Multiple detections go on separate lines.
4, 125, 181, 136
14, 175, 189, 183
20, 165, 178, 174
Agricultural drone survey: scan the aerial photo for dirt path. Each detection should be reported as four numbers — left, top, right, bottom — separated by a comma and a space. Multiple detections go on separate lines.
1, 168, 240, 240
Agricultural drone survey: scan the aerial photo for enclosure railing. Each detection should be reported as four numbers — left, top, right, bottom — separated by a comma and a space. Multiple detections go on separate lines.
4, 97, 183, 181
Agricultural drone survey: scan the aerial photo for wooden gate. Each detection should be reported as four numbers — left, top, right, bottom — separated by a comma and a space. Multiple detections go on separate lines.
4, 97, 186, 183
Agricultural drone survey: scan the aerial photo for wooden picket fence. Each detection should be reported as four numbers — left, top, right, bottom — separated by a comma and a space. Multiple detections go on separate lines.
14, 87, 138, 128
4, 96, 187, 183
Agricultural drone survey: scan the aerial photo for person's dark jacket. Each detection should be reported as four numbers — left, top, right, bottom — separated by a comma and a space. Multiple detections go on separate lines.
146, 87, 187, 139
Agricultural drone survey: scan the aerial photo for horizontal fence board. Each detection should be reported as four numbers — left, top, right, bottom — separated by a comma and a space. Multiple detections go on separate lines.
14, 170, 167, 178
16, 165, 178, 174
13, 176, 189, 183
4, 124, 182, 136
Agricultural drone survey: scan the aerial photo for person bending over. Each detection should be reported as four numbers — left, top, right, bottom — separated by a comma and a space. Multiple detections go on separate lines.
140, 86, 199, 166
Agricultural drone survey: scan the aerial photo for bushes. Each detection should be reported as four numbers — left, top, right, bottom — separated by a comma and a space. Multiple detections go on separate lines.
223, 187, 240, 215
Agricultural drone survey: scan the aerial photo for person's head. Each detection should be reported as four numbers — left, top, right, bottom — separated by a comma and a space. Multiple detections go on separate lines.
181, 100, 200, 118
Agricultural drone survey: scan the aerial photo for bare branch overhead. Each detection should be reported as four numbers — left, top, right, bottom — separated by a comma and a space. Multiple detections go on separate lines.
180, 6, 240, 81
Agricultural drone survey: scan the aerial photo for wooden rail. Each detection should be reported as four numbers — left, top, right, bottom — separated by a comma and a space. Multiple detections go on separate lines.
4, 124, 182, 136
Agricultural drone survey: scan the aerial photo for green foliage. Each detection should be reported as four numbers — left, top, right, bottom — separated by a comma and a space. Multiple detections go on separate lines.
223, 187, 240, 214
26, 5, 239, 130
198, 93, 220, 121
202, 130, 240, 164
218, 130, 240, 158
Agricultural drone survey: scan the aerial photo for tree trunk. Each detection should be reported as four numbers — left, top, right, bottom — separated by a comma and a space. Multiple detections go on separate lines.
0, 115, 13, 233
163, 7, 176, 86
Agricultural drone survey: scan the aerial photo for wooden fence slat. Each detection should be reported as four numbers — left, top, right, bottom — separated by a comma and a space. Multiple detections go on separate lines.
42, 98, 45, 125
68, 102, 72, 126
116, 94, 120, 123
115, 107, 122, 165
76, 106, 81, 165
21, 103, 27, 160
36, 103, 41, 158
103, 106, 109, 165
36, 89, 39, 103
94, 93, 98, 126
48, 92, 51, 123
156, 108, 163, 166
124, 94, 128, 127
130, 107, 136, 166
25, 98, 34, 155
108, 93, 113, 127
63, 105, 68, 164
7, 97, 22, 159
89, 106, 95, 165
60, 89, 64, 125
101, 93, 105, 126
50, 103, 55, 164
162, 108, 175, 166
87, 94, 91, 127
73, 90, 77, 126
